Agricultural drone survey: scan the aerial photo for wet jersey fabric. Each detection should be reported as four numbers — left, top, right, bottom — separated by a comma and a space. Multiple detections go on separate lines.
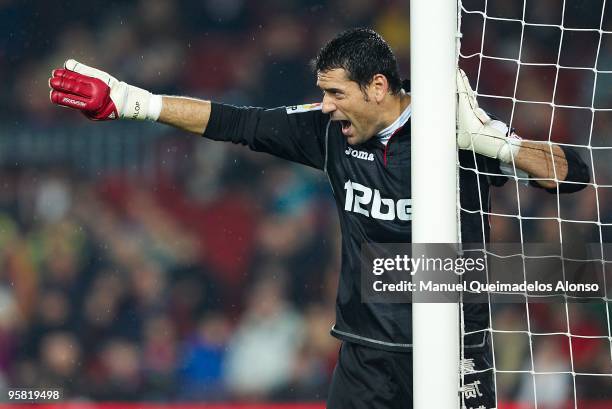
202, 93, 588, 352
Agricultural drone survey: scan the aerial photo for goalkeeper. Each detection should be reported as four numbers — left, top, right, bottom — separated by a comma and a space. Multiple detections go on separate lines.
49, 28, 589, 409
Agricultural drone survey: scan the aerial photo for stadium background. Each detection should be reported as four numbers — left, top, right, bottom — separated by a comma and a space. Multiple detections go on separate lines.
0, 0, 610, 406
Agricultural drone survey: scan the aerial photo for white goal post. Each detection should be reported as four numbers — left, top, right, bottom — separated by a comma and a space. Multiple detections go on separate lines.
456, 1, 612, 408
411, 1, 612, 408
410, 1, 461, 409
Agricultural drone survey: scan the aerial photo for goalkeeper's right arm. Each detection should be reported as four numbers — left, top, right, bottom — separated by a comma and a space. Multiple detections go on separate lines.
49, 60, 211, 134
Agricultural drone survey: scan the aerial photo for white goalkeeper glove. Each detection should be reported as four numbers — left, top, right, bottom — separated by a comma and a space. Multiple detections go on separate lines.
49, 59, 162, 121
456, 68, 521, 163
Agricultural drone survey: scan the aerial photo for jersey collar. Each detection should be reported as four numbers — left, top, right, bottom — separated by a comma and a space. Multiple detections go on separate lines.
376, 104, 412, 146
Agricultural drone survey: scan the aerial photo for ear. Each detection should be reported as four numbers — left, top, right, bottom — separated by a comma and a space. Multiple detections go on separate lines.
370, 74, 390, 103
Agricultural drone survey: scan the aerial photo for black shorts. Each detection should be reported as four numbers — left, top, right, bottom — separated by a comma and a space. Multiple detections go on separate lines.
327, 342, 495, 409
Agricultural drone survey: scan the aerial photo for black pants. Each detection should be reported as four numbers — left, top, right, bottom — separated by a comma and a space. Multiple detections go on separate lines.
327, 342, 495, 409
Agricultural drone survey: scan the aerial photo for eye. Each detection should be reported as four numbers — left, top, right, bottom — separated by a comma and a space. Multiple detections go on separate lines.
323, 89, 344, 98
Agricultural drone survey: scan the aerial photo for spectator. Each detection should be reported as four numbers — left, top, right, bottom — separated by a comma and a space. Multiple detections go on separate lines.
224, 272, 303, 399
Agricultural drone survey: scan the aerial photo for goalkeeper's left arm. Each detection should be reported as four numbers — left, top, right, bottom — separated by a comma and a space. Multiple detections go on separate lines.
456, 69, 590, 192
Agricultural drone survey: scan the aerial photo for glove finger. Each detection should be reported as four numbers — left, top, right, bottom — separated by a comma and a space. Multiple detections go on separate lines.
51, 68, 64, 78
49, 76, 95, 98
456, 69, 466, 90
457, 70, 479, 111
460, 72, 475, 101
456, 69, 470, 101
50, 90, 91, 110
51, 68, 82, 82
52, 68, 87, 81
458, 69, 471, 90
474, 108, 492, 125
64, 59, 115, 85
456, 69, 467, 92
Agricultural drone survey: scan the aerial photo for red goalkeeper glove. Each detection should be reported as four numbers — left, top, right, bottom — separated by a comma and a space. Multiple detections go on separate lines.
49, 59, 162, 121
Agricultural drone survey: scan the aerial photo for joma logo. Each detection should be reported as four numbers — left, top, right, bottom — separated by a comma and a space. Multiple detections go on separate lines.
345, 146, 374, 162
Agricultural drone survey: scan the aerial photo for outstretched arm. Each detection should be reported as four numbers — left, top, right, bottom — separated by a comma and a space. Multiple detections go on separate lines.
158, 96, 212, 135
49, 59, 329, 170
49, 59, 212, 134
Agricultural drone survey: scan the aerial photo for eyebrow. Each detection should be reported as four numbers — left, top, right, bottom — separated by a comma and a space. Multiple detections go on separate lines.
320, 86, 344, 94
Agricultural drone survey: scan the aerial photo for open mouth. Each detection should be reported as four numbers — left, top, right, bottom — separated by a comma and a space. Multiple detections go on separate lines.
340, 120, 352, 136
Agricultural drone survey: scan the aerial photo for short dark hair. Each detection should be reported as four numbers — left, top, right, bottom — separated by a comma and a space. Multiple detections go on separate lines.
312, 28, 402, 95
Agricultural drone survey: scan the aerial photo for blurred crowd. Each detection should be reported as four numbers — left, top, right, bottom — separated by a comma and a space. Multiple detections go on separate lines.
0, 0, 410, 121
0, 0, 406, 402
0, 0, 610, 404
0, 157, 340, 401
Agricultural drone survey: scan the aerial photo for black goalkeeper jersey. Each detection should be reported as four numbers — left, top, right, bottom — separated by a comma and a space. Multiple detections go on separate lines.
203, 93, 589, 352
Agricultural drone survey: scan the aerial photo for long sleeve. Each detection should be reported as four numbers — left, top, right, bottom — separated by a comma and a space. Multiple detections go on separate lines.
202, 102, 329, 170
538, 145, 590, 194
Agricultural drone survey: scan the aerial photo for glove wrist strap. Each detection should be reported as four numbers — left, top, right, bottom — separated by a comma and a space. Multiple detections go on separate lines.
147, 94, 163, 121
497, 136, 522, 163
119, 84, 161, 121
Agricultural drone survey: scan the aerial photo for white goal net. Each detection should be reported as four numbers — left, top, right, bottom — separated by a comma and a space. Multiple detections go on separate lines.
458, 1, 612, 408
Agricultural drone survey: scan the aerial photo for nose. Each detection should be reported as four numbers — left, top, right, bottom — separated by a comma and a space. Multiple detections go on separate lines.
321, 94, 336, 114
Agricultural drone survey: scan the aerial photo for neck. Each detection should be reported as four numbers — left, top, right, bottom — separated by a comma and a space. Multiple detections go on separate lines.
378, 90, 411, 129
376, 93, 412, 144
399, 90, 411, 112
